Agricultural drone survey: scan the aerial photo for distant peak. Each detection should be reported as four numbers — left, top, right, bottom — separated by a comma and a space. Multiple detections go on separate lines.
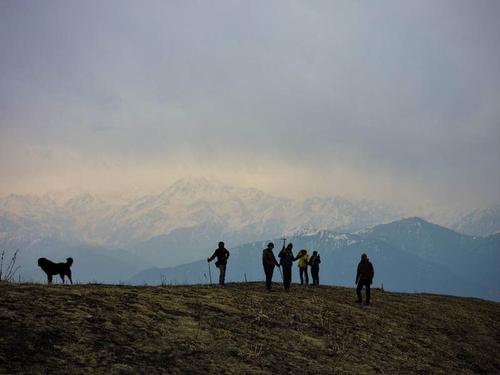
159, 176, 239, 199
167, 176, 221, 191
374, 217, 453, 233
402, 217, 427, 223
181, 176, 209, 184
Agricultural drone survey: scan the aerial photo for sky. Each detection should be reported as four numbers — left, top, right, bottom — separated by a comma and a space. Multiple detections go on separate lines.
1, 0, 499, 210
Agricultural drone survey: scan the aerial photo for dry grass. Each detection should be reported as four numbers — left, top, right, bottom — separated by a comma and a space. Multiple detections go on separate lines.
0, 282, 499, 374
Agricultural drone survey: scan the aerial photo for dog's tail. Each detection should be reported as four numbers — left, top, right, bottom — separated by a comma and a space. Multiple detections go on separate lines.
66, 257, 74, 267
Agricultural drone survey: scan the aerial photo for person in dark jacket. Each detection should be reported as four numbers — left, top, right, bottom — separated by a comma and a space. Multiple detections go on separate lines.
262, 242, 280, 291
278, 242, 294, 290
309, 250, 321, 286
207, 241, 230, 285
355, 253, 374, 305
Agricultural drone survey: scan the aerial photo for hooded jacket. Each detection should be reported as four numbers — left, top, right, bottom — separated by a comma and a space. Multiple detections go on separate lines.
295, 250, 310, 268
262, 247, 280, 268
309, 254, 321, 269
356, 258, 374, 284
208, 247, 230, 265
278, 246, 294, 267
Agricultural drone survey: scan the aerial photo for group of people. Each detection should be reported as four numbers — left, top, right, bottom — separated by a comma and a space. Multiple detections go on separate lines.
262, 242, 321, 291
207, 241, 375, 305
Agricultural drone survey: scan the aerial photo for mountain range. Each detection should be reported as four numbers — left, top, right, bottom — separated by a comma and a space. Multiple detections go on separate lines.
129, 217, 500, 301
1, 177, 499, 290
0, 177, 401, 267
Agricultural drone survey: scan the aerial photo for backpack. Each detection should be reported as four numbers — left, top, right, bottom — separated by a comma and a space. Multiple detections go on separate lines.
310, 255, 320, 267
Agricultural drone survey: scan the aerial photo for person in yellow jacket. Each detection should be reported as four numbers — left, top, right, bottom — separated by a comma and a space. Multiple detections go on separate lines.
294, 249, 310, 286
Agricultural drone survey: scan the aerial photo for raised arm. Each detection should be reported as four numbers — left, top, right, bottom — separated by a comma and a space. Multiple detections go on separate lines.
208, 249, 217, 262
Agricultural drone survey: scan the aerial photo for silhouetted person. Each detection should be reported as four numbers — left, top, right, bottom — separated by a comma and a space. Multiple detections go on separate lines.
262, 242, 280, 291
356, 253, 374, 305
295, 249, 310, 286
278, 243, 294, 290
208, 241, 230, 285
309, 251, 321, 286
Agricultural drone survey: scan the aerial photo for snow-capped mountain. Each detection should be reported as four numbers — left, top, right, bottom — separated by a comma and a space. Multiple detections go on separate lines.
4, 177, 499, 268
451, 206, 500, 237
128, 217, 500, 301
0, 177, 402, 265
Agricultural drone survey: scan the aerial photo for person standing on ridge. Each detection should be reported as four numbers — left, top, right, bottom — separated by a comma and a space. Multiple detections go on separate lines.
278, 242, 294, 291
355, 253, 374, 305
309, 250, 321, 286
262, 242, 280, 291
207, 241, 230, 285
295, 249, 310, 286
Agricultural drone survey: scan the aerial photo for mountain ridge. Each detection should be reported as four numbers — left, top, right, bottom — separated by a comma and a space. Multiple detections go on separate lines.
0, 177, 401, 263
128, 217, 500, 301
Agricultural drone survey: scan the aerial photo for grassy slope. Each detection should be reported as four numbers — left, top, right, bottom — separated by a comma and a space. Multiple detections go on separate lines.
0, 282, 499, 375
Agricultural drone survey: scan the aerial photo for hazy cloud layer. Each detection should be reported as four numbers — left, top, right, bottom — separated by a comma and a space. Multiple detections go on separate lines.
1, 1, 499, 209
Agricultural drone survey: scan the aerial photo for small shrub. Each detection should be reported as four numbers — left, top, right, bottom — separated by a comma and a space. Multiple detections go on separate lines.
0, 249, 21, 282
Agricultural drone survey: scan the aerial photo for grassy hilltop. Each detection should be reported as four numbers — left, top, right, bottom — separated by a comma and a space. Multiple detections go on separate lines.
0, 282, 499, 374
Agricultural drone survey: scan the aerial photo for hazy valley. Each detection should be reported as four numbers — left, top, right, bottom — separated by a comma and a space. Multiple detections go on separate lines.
1, 178, 499, 300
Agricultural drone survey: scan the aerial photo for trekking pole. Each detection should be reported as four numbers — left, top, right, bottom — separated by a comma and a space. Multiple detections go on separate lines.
278, 265, 284, 283
208, 261, 212, 285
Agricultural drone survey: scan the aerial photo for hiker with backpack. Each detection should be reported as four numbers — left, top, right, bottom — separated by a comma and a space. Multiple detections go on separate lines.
294, 249, 310, 286
355, 253, 374, 305
278, 242, 294, 291
309, 250, 321, 286
262, 242, 280, 291
207, 241, 230, 285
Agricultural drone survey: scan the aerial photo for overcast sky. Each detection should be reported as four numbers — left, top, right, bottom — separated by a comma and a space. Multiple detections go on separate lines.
1, 0, 499, 210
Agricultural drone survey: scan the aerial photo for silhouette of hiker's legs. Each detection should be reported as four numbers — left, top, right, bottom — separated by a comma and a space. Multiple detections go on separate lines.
311, 267, 319, 285
283, 266, 292, 289
356, 280, 371, 304
288, 267, 292, 288
264, 265, 274, 290
356, 282, 363, 302
219, 264, 226, 285
303, 267, 309, 285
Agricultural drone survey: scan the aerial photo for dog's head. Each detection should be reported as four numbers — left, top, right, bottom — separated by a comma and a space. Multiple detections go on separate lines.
37, 257, 48, 267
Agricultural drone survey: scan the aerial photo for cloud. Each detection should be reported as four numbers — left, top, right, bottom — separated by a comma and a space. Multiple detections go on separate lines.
1, 0, 499, 209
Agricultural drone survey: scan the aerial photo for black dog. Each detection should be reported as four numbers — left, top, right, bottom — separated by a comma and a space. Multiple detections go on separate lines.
37, 257, 73, 284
